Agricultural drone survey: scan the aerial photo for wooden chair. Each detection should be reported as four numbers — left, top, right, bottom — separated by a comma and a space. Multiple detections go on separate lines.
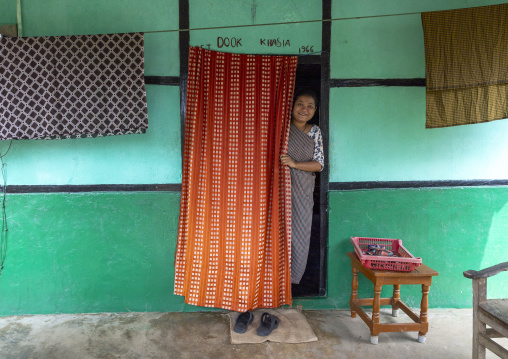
463, 262, 508, 359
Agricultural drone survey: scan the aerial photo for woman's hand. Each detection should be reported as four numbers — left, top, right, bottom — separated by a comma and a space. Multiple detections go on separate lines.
280, 154, 322, 172
280, 154, 297, 168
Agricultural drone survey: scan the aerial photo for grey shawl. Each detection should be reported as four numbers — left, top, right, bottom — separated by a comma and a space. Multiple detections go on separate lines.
287, 123, 316, 284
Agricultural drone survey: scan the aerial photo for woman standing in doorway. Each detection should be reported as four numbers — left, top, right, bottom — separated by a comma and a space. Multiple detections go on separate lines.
280, 89, 324, 285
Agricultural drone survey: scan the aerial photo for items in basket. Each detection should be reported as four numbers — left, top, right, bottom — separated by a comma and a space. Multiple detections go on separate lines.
351, 237, 422, 272
362, 244, 401, 257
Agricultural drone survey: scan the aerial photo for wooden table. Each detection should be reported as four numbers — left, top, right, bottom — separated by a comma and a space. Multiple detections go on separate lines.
347, 252, 439, 344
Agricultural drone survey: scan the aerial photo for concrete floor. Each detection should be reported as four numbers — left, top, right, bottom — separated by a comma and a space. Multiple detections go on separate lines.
0, 309, 506, 359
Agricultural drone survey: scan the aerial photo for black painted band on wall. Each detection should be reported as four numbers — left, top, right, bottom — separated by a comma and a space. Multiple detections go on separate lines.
330, 180, 508, 190
144, 77, 427, 88
3, 181, 508, 193
330, 78, 426, 87
145, 76, 180, 86
0, 184, 182, 193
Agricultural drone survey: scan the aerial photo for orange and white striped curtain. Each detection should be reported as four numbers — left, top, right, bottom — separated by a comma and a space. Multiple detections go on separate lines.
174, 47, 298, 312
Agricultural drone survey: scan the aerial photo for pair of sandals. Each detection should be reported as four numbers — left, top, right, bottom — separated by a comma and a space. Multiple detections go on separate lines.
233, 311, 279, 336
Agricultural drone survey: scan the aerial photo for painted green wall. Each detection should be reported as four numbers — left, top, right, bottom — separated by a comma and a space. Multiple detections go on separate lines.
325, 188, 508, 309
332, 0, 508, 79
324, 0, 508, 311
1, 0, 508, 316
189, 0, 322, 55
2, 187, 506, 315
329, 87, 508, 182
330, 0, 508, 182
20, 0, 180, 76
1, 0, 181, 186
0, 0, 16, 25
5, 0, 507, 185
1, 192, 185, 314
4, 86, 182, 185
333, 0, 508, 18
20, 0, 178, 36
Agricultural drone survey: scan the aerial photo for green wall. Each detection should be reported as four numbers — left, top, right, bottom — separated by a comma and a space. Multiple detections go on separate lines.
2, 188, 506, 314
0, 0, 16, 25
329, 87, 508, 182
330, 0, 508, 182
325, 188, 508, 309
0, 0, 507, 316
2, 192, 184, 314
189, 0, 322, 55
2, 0, 181, 186
4, 86, 182, 185
324, 0, 508, 311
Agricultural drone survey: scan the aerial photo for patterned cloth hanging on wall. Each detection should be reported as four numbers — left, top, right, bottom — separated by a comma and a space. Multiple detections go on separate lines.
174, 47, 297, 312
0, 33, 148, 139
422, 3, 508, 128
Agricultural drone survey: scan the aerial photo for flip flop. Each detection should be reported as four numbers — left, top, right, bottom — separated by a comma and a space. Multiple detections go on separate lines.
256, 312, 279, 336
233, 311, 253, 334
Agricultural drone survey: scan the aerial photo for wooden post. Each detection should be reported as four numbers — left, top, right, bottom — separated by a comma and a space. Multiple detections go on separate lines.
473, 278, 487, 359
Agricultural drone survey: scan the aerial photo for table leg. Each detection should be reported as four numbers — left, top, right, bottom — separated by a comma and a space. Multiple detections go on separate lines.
372, 285, 382, 335
392, 284, 400, 317
418, 284, 430, 343
350, 266, 358, 318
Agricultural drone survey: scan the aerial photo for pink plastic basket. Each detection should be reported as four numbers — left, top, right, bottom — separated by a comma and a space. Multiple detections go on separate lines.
351, 237, 422, 272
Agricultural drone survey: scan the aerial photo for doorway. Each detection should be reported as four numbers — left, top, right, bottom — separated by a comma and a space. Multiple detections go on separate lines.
291, 60, 326, 298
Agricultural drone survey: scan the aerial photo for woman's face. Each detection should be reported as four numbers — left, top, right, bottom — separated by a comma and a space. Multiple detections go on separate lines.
292, 95, 316, 125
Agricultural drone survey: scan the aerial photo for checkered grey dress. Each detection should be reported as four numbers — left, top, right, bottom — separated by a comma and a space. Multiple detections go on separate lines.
287, 123, 316, 284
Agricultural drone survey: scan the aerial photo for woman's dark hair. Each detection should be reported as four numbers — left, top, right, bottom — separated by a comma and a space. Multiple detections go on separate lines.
293, 88, 319, 108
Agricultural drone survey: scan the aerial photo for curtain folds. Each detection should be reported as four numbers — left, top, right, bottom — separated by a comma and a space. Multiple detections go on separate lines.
0, 33, 148, 139
174, 47, 297, 312
422, 3, 508, 128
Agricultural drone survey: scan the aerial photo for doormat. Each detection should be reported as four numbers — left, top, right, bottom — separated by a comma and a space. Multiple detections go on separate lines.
228, 308, 318, 344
